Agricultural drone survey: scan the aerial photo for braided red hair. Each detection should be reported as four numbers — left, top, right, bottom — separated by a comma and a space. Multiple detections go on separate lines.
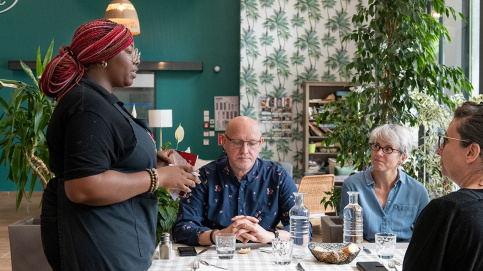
40, 19, 133, 100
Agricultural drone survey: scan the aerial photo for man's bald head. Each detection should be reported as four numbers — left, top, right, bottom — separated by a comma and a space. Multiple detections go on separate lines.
225, 116, 261, 138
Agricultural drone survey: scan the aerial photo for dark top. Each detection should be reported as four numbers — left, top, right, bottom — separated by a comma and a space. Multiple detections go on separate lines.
403, 189, 483, 271
172, 157, 306, 246
47, 77, 137, 180
43, 77, 158, 270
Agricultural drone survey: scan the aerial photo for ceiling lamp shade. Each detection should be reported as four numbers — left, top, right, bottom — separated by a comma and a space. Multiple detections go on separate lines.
104, 0, 140, 35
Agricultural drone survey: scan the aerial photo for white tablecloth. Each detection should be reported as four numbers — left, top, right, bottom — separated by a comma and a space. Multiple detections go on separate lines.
149, 243, 407, 271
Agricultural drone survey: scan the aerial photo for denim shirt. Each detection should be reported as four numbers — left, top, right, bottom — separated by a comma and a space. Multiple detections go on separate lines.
172, 157, 304, 246
339, 167, 430, 242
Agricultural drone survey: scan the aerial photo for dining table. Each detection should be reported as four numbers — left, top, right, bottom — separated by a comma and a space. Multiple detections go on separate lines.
149, 242, 408, 271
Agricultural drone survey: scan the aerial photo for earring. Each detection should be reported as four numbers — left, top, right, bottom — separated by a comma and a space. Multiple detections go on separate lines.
101, 61, 107, 68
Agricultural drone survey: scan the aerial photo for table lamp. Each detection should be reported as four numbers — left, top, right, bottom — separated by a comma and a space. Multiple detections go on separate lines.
148, 109, 172, 150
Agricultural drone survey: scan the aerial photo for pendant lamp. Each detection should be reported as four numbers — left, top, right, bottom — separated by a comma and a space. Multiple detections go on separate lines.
104, 0, 140, 35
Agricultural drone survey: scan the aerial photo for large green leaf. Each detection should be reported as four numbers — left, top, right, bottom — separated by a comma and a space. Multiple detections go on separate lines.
20, 60, 37, 87
0, 40, 55, 209
43, 40, 55, 70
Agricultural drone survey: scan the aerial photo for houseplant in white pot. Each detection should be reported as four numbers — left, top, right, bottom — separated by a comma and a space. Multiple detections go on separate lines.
0, 41, 55, 271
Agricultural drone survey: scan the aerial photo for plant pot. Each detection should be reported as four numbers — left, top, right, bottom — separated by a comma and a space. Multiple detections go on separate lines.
320, 216, 343, 243
8, 217, 50, 271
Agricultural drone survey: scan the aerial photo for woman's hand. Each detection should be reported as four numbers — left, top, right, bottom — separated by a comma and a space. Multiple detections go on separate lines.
156, 149, 174, 167
157, 165, 200, 192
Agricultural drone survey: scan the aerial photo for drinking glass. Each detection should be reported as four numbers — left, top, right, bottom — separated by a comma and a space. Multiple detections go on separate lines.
215, 233, 236, 259
375, 233, 396, 267
272, 237, 293, 265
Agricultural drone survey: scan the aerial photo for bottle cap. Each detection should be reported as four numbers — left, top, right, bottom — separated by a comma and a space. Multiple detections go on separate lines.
161, 233, 170, 242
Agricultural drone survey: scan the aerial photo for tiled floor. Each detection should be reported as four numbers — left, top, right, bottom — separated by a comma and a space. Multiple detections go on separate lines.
0, 192, 42, 271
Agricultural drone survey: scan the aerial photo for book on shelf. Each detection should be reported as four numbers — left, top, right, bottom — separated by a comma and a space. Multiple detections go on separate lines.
308, 122, 324, 137
320, 126, 332, 133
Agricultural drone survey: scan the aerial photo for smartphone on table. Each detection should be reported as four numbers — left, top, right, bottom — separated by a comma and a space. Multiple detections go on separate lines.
177, 246, 197, 257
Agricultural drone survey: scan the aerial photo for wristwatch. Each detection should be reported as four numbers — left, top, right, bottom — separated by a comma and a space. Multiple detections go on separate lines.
270, 229, 279, 238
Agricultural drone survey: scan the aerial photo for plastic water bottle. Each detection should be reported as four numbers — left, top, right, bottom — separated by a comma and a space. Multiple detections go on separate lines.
289, 192, 310, 259
343, 191, 363, 247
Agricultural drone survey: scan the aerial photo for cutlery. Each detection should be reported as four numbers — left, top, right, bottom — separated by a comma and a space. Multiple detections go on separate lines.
197, 247, 209, 255
296, 262, 305, 271
199, 259, 228, 270
363, 246, 372, 254
388, 259, 398, 270
192, 259, 200, 271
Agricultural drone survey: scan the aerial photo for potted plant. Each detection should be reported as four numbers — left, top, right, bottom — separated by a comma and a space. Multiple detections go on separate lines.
317, 0, 473, 197
0, 41, 55, 208
320, 186, 343, 242
320, 186, 342, 217
155, 124, 185, 244
1, 41, 55, 271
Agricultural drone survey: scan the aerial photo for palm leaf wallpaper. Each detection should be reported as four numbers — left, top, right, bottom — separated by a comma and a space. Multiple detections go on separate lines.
240, 0, 359, 178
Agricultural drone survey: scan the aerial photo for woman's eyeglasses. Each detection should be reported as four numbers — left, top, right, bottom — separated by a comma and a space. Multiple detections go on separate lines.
437, 135, 471, 150
132, 48, 141, 63
370, 143, 402, 154
225, 135, 261, 149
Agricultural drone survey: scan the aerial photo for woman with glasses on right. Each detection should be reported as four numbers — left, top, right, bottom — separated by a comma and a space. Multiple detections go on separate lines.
403, 101, 483, 271
339, 124, 430, 242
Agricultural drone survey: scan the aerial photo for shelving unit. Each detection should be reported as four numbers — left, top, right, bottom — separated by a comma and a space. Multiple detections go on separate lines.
303, 81, 351, 175
259, 97, 293, 139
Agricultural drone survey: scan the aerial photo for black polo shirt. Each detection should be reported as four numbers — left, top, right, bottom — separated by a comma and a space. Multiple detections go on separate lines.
47, 77, 136, 180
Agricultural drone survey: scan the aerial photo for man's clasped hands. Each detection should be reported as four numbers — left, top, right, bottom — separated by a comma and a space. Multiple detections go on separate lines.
215, 215, 277, 244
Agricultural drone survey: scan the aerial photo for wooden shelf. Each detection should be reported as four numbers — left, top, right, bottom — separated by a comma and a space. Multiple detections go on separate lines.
303, 81, 351, 175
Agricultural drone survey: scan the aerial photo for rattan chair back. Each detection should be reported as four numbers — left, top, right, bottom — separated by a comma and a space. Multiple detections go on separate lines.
298, 174, 335, 214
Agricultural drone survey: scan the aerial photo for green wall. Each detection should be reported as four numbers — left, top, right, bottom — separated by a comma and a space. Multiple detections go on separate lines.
0, 0, 240, 191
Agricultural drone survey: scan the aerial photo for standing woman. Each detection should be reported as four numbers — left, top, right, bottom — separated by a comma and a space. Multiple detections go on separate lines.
403, 101, 483, 271
339, 124, 430, 242
39, 19, 200, 271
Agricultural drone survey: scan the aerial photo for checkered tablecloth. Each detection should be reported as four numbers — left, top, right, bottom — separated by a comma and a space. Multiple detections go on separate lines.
149, 243, 406, 271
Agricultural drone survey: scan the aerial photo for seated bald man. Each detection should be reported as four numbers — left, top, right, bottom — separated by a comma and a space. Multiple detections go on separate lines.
172, 116, 311, 245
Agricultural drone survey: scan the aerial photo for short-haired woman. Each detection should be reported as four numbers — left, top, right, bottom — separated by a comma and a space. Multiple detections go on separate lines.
339, 124, 430, 242
403, 102, 483, 270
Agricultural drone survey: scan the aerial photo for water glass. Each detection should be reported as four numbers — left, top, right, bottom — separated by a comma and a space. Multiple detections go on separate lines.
375, 233, 396, 266
216, 233, 236, 259
272, 238, 293, 265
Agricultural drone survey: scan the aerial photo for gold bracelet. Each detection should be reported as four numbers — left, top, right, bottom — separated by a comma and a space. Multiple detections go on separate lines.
152, 168, 159, 190
146, 168, 159, 194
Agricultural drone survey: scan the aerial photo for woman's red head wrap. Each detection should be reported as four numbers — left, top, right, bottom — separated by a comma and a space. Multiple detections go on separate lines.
39, 19, 133, 100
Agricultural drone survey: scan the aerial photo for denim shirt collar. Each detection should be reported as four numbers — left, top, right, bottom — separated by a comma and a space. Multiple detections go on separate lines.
364, 166, 405, 187
221, 157, 260, 183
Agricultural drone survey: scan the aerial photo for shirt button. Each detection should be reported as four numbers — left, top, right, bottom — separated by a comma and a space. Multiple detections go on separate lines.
383, 216, 387, 220
388, 201, 390, 204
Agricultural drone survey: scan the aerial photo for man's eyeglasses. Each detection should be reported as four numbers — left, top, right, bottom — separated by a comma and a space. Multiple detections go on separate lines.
225, 135, 261, 149
437, 135, 471, 150
370, 143, 402, 154
132, 48, 141, 63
